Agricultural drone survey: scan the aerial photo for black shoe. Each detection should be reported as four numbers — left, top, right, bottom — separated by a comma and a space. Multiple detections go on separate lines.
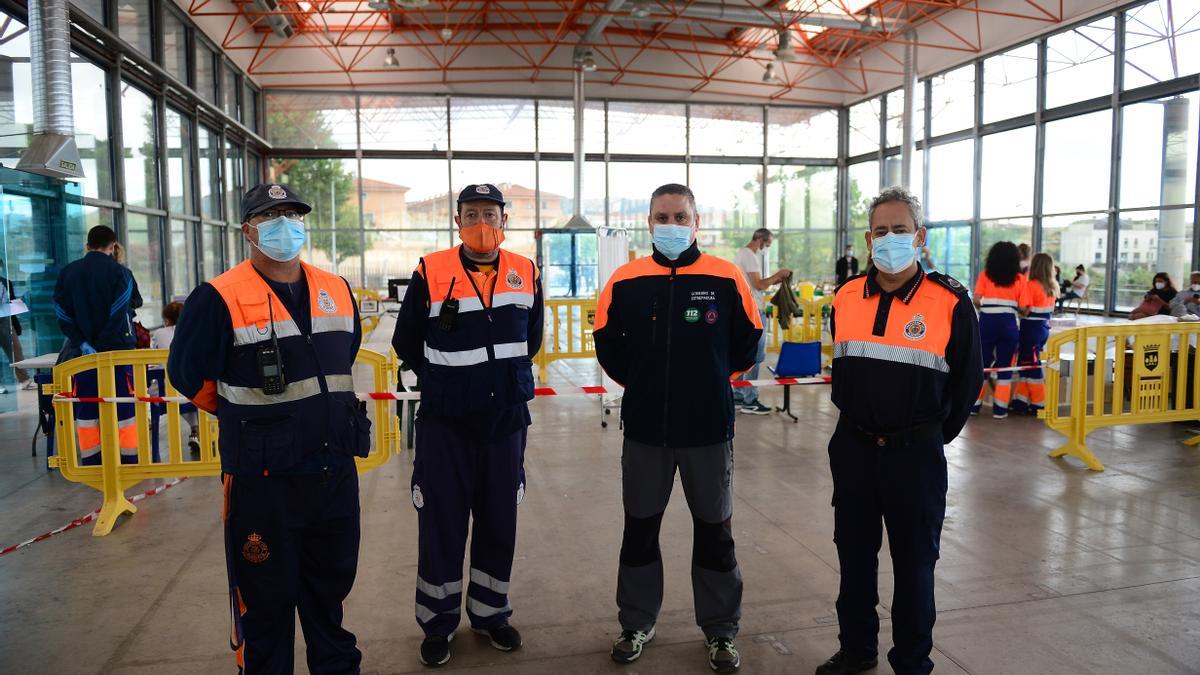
611, 626, 655, 663
739, 402, 772, 415
473, 623, 522, 651
814, 649, 878, 675
419, 633, 453, 667
187, 439, 200, 456
705, 636, 741, 673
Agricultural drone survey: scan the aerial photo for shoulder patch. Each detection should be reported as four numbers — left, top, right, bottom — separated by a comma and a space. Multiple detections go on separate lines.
929, 272, 968, 295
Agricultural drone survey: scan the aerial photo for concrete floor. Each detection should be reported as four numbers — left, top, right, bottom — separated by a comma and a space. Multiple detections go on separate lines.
2, 319, 1200, 674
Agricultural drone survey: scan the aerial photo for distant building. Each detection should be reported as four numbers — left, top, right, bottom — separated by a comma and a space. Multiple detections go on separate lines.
356, 177, 410, 229
407, 183, 565, 229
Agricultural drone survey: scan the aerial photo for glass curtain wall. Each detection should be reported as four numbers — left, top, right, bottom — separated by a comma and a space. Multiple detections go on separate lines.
846, 0, 1200, 314
0, 4, 266, 332
265, 96, 841, 294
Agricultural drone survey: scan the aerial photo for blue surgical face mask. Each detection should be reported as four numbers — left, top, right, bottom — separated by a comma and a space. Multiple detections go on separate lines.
652, 223, 694, 261
252, 216, 306, 262
871, 231, 918, 274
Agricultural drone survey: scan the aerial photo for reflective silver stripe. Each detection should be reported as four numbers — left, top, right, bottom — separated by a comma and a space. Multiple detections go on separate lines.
981, 299, 1018, 307
492, 292, 535, 310
232, 319, 301, 347
312, 315, 355, 334
80, 446, 100, 457
416, 602, 460, 624
417, 576, 463, 600
424, 345, 489, 367
1031, 305, 1055, 313
979, 306, 1019, 314
117, 417, 136, 428
77, 419, 99, 428
1025, 316, 1050, 321
428, 296, 485, 318
324, 374, 355, 393
470, 568, 510, 594
493, 341, 528, 360
467, 598, 512, 618
219, 376, 322, 405
833, 340, 949, 373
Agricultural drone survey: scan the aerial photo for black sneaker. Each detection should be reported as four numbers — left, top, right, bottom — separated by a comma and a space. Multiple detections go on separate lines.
705, 636, 741, 673
419, 633, 453, 667
739, 402, 771, 415
814, 649, 878, 675
611, 626, 655, 664
473, 623, 522, 651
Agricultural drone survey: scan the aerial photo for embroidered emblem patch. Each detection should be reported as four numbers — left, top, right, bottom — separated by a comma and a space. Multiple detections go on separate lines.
506, 269, 524, 290
317, 288, 337, 314
267, 185, 287, 200
684, 307, 700, 323
704, 306, 719, 325
903, 314, 927, 341
412, 485, 425, 509
516, 482, 525, 506
475, 185, 491, 194
242, 533, 270, 563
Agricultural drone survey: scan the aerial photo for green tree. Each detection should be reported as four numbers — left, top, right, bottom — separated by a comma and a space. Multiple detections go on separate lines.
265, 108, 369, 264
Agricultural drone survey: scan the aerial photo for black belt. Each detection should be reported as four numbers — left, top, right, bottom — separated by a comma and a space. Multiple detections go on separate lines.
843, 420, 943, 448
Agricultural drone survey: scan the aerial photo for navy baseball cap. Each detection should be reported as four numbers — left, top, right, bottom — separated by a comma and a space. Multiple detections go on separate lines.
456, 183, 506, 207
240, 183, 313, 222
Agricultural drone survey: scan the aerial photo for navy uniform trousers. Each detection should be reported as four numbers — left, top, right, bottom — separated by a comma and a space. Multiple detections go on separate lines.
224, 462, 362, 675
410, 413, 527, 638
828, 422, 948, 675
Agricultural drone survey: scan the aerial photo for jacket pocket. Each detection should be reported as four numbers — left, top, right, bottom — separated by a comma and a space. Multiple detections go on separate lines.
238, 415, 299, 473
345, 399, 373, 458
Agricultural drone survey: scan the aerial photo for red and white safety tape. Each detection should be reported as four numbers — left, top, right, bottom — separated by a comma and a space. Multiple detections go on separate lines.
0, 477, 187, 557
50, 364, 1053, 404
52, 376, 836, 404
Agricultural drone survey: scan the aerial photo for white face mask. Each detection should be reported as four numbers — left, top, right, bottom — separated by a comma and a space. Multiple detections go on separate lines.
1155, 282, 1166, 290
1191, 284, 1200, 292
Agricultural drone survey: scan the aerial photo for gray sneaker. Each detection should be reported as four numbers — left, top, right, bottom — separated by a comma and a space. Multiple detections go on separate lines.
611, 626, 655, 663
705, 636, 741, 673
739, 402, 771, 415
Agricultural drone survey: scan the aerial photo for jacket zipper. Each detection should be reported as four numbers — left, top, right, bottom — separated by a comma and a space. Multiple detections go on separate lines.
661, 267, 677, 446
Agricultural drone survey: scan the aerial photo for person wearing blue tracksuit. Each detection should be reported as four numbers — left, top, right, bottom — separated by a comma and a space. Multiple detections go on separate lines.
53, 225, 141, 464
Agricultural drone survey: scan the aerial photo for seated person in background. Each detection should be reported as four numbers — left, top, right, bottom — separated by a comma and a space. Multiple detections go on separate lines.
1170, 271, 1200, 317
150, 301, 198, 453
150, 302, 183, 349
1129, 272, 1177, 320
1056, 265, 1089, 311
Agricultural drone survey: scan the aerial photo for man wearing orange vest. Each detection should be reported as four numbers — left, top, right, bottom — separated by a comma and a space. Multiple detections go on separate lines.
168, 183, 367, 674
391, 184, 543, 668
817, 187, 982, 675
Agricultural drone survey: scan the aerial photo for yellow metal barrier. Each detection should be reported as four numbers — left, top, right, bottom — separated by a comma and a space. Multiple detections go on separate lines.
49, 348, 401, 535
1041, 322, 1200, 471
535, 298, 596, 383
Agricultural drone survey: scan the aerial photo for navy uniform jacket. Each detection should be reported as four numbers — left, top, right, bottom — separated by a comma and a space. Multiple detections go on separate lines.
54, 251, 139, 353
391, 247, 544, 440
167, 272, 362, 472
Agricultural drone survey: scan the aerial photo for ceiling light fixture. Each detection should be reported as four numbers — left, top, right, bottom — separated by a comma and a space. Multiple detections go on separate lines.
575, 48, 598, 72
630, 0, 652, 18
383, 48, 399, 67
440, 27, 453, 40
763, 62, 779, 83
367, 0, 390, 8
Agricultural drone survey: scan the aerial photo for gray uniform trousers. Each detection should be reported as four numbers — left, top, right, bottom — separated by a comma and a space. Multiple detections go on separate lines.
616, 438, 742, 639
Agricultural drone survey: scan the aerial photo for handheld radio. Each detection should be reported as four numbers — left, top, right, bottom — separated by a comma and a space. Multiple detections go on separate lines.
257, 294, 286, 395
437, 277, 459, 332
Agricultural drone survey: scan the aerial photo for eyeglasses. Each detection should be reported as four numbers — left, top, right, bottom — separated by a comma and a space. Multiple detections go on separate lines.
254, 210, 305, 222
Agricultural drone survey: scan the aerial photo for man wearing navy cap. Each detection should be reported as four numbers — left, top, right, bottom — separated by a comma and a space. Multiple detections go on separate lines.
169, 182, 367, 674
392, 183, 544, 667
